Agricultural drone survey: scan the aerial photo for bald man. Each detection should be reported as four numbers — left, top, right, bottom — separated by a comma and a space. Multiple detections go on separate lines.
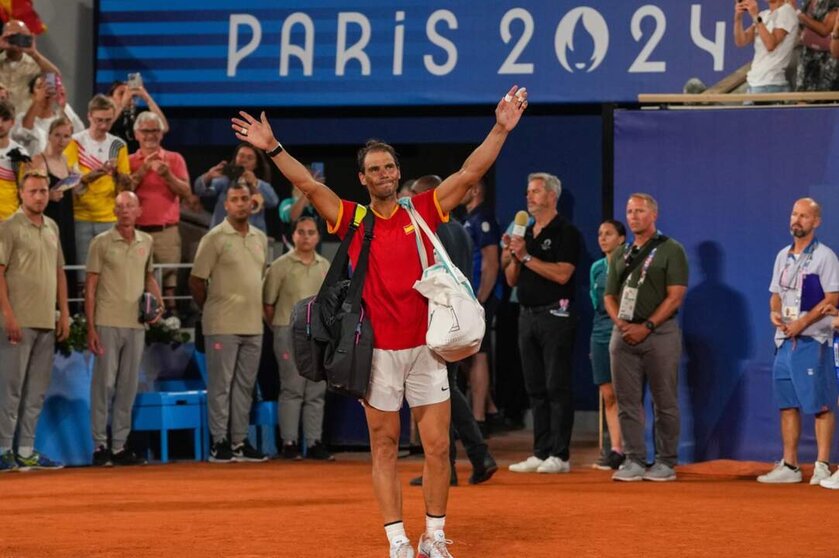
759, 197, 839, 485
86, 191, 163, 466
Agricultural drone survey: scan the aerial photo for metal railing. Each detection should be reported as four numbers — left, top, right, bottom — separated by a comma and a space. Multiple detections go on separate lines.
65, 262, 196, 304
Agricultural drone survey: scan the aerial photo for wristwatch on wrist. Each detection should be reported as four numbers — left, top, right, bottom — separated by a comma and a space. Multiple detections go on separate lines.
521, 254, 533, 264
644, 320, 656, 332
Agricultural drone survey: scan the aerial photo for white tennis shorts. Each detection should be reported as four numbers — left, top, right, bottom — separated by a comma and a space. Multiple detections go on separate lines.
365, 345, 449, 412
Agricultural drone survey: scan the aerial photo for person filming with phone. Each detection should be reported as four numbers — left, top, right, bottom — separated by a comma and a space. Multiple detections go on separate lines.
107, 73, 169, 153
0, 20, 61, 113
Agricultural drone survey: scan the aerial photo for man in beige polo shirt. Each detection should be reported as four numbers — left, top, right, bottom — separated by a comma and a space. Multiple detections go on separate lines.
0, 169, 70, 472
262, 216, 331, 461
189, 181, 268, 463
86, 190, 163, 467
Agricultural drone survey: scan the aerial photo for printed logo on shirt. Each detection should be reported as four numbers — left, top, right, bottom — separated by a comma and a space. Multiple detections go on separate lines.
541, 239, 552, 251
481, 221, 491, 233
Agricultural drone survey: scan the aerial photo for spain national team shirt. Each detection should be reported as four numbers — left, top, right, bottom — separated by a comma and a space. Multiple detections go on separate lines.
0, 141, 26, 220
64, 130, 130, 223
328, 189, 448, 350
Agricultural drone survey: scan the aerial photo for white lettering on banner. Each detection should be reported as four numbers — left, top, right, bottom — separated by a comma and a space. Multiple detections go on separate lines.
499, 8, 535, 75
227, 14, 262, 77
424, 9, 459, 76
393, 11, 406, 75
555, 7, 609, 73
280, 13, 314, 76
223, 5, 731, 82
691, 4, 726, 72
629, 5, 666, 73
336, 12, 372, 76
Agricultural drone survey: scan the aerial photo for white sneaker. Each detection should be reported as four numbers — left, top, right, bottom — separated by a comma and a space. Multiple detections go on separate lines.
390, 535, 415, 558
508, 456, 544, 473
417, 530, 453, 558
536, 456, 570, 473
819, 468, 839, 490
757, 461, 802, 484
810, 461, 831, 485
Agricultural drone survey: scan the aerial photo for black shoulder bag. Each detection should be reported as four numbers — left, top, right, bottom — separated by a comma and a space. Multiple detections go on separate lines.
290, 205, 375, 399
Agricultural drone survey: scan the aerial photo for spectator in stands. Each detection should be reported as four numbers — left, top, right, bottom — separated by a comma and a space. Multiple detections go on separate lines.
13, 73, 85, 155
830, 12, 839, 57
605, 193, 688, 482
86, 190, 163, 467
504, 172, 581, 475
0, 169, 69, 471
262, 216, 333, 461
0, 19, 60, 113
30, 117, 78, 269
461, 179, 502, 436
189, 181, 269, 464
0, 82, 8, 102
107, 78, 169, 153
408, 174, 498, 488
734, 0, 799, 95
589, 219, 627, 471
64, 94, 132, 273
758, 198, 838, 485
128, 111, 190, 313
0, 98, 25, 221
796, 0, 839, 91
194, 143, 279, 233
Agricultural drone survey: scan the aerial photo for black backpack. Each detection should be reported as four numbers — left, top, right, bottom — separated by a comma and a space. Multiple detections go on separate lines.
290, 205, 375, 399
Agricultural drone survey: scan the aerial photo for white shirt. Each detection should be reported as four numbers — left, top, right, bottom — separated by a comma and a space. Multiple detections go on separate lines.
746, 4, 799, 87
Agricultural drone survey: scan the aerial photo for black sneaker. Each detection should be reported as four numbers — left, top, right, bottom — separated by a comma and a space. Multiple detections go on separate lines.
305, 441, 335, 461
209, 439, 234, 463
281, 441, 302, 460
111, 448, 147, 466
469, 454, 498, 485
231, 439, 268, 462
92, 445, 112, 467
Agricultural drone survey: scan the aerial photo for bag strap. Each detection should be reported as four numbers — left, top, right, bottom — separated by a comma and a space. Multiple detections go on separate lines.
618, 234, 668, 286
343, 209, 375, 312
400, 198, 430, 270
317, 204, 367, 298
398, 197, 478, 300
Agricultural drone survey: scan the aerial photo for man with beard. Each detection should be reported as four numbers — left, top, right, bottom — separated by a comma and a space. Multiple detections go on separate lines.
0, 169, 69, 471
232, 85, 527, 558
189, 181, 268, 464
604, 193, 688, 482
757, 198, 839, 485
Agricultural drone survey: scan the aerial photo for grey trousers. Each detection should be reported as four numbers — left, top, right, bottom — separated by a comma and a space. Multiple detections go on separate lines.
205, 334, 262, 444
609, 318, 682, 467
90, 326, 145, 450
273, 326, 325, 445
0, 328, 55, 448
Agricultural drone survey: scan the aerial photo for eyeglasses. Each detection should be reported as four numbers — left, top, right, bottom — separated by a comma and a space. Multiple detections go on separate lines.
137, 128, 161, 134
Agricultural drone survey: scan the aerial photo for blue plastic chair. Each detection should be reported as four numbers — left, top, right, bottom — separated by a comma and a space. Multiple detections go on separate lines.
132, 390, 205, 463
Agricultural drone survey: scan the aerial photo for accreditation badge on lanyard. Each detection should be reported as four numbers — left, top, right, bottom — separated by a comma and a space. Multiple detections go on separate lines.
618, 248, 659, 321
779, 239, 818, 322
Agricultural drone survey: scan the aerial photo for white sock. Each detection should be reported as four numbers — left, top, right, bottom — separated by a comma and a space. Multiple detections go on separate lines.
425, 515, 446, 537
17, 446, 34, 458
385, 521, 408, 546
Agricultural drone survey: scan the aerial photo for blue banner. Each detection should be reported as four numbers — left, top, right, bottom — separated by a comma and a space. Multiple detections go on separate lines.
96, 1, 751, 107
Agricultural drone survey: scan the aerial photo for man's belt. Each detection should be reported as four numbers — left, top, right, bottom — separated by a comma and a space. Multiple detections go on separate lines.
137, 223, 178, 233
520, 301, 562, 314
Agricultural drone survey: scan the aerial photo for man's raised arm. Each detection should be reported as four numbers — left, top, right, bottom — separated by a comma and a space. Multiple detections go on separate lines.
231, 111, 341, 226
436, 86, 528, 214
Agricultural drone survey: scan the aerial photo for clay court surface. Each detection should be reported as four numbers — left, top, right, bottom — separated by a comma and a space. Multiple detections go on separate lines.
2, 431, 836, 557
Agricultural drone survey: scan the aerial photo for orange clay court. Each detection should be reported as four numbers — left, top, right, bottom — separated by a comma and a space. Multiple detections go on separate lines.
1, 431, 836, 558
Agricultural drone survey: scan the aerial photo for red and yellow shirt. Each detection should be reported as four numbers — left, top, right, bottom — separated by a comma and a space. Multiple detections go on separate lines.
64, 131, 130, 223
329, 189, 447, 350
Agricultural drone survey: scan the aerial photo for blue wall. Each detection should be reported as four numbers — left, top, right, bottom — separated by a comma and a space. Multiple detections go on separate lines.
615, 106, 839, 462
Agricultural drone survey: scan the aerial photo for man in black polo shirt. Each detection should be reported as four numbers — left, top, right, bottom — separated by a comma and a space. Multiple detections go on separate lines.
503, 172, 581, 474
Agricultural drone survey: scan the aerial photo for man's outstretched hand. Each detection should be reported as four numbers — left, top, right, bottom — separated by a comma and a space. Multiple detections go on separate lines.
495, 85, 529, 132
231, 111, 276, 152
